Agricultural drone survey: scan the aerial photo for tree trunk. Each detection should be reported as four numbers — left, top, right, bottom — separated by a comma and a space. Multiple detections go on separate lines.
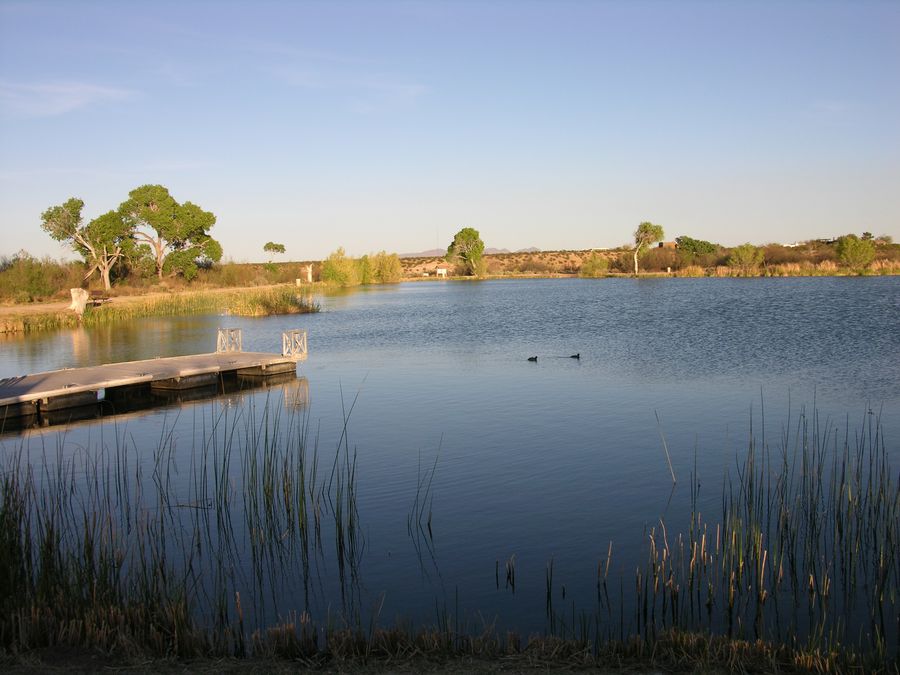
633, 246, 640, 275
101, 265, 112, 291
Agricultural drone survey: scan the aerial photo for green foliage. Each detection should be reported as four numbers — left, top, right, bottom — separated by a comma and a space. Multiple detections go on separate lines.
674, 235, 718, 257
321, 248, 403, 286
40, 199, 129, 290
355, 254, 373, 285
632, 222, 664, 274
0, 252, 83, 303
675, 235, 720, 267
447, 227, 485, 276
263, 241, 286, 255
119, 185, 221, 279
372, 251, 403, 283
727, 243, 764, 275
321, 247, 360, 286
836, 234, 876, 271
578, 253, 609, 278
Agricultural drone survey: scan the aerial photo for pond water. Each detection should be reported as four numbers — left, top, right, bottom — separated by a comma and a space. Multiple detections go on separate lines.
1, 277, 898, 644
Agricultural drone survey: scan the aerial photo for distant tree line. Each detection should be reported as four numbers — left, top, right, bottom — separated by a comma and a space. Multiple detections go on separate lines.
578, 226, 896, 277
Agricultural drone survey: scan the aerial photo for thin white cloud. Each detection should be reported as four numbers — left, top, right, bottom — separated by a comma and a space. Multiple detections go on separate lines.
269, 65, 427, 113
0, 159, 216, 182
0, 81, 136, 117
809, 99, 861, 121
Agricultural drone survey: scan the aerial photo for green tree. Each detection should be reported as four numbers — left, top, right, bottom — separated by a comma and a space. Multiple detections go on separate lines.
633, 222, 664, 274
119, 185, 221, 280
447, 227, 485, 276
40, 198, 129, 290
727, 243, 764, 276
372, 251, 403, 283
355, 254, 373, 284
836, 234, 875, 271
579, 253, 609, 278
321, 247, 360, 286
675, 236, 717, 257
263, 241, 286, 262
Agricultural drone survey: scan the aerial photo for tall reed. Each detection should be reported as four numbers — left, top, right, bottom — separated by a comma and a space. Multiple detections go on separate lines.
1, 286, 319, 334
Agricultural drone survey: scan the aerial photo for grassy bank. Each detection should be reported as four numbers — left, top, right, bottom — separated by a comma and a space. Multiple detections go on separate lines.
0, 286, 318, 334
0, 401, 895, 671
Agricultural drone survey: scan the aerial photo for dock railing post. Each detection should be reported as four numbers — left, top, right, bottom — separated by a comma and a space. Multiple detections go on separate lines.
217, 328, 242, 353
282, 330, 308, 360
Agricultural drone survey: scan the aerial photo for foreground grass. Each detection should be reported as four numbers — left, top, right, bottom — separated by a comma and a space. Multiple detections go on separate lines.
0, 286, 318, 334
0, 629, 882, 673
0, 402, 896, 672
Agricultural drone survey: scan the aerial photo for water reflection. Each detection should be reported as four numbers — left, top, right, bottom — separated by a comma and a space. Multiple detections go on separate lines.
0, 373, 309, 435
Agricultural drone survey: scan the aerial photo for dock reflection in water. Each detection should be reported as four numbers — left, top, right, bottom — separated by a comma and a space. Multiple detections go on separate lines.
1, 372, 309, 434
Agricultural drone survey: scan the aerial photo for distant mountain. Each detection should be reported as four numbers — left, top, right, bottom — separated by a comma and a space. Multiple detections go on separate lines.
399, 246, 540, 258
398, 248, 445, 258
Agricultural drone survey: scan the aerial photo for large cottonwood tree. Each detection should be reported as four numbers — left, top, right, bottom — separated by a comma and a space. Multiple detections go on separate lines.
40, 198, 129, 290
447, 227, 485, 276
119, 185, 221, 280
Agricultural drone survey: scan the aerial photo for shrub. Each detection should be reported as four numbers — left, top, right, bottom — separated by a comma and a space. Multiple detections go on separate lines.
835, 235, 876, 271
372, 251, 403, 283
761, 244, 803, 266
517, 259, 552, 274
321, 247, 360, 286
355, 255, 373, 285
727, 244, 764, 276
578, 253, 609, 278
639, 248, 677, 272
0, 252, 84, 302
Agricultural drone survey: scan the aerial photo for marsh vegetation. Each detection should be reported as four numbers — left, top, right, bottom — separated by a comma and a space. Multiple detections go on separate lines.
0, 398, 895, 670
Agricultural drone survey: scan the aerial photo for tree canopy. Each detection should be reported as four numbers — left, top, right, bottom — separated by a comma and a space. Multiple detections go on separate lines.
119, 185, 221, 280
264, 241, 286, 255
40, 198, 129, 290
447, 227, 485, 276
675, 235, 718, 257
633, 222, 664, 274
836, 234, 875, 271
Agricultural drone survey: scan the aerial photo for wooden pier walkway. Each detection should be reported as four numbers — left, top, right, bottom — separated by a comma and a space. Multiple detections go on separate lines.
0, 328, 307, 420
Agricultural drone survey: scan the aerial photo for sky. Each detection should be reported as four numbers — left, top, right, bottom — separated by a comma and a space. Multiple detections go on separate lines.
1, 0, 898, 262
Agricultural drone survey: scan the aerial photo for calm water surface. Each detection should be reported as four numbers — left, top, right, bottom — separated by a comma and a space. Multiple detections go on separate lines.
1, 277, 898, 636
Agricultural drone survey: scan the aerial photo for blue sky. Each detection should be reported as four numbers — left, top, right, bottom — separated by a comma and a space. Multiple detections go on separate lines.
1, 0, 898, 261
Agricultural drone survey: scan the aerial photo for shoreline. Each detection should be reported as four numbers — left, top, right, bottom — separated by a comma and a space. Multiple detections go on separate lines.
2, 271, 898, 335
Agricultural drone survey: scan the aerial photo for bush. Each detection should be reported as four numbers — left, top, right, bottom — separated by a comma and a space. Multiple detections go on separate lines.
517, 259, 552, 274
611, 252, 633, 273
836, 235, 876, 271
321, 247, 360, 287
727, 244, 764, 276
639, 248, 677, 272
355, 255, 373, 285
372, 251, 403, 283
0, 252, 84, 302
578, 253, 609, 278
762, 244, 802, 266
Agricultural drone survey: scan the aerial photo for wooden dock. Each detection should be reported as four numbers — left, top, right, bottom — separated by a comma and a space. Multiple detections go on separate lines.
0, 328, 308, 422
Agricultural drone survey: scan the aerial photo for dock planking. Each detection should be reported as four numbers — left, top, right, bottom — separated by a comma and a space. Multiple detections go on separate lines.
0, 329, 308, 420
